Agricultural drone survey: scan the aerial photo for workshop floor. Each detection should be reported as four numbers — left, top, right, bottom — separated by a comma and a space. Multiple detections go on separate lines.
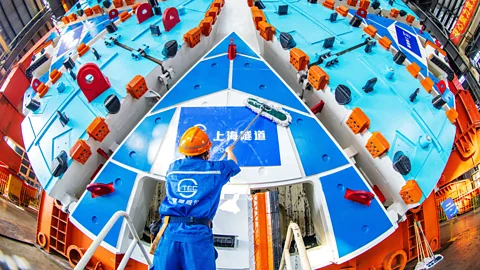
0, 196, 68, 270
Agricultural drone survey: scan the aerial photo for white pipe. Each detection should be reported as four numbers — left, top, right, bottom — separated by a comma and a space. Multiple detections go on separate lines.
117, 239, 138, 270
74, 211, 152, 270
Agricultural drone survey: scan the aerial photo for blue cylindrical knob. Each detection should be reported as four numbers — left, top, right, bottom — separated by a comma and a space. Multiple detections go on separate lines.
385, 67, 394, 79
419, 135, 432, 148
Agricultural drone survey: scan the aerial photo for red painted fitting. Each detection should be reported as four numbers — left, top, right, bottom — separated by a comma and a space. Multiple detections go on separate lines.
311, 100, 325, 114
87, 182, 114, 198
344, 188, 375, 206
228, 38, 236, 60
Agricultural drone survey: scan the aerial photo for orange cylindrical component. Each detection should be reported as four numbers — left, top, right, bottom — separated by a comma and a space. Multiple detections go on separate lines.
127, 75, 148, 99
253, 193, 269, 270
61, 16, 70, 24
199, 16, 214, 36
359, 0, 370, 9
132, 3, 141, 13
113, 0, 123, 8
446, 108, 458, 124
390, 8, 400, 17
406, 14, 415, 23
84, 7, 93, 16
421, 77, 434, 93
322, 0, 335, 10
50, 68, 63, 84
77, 43, 90, 56
87, 117, 110, 142
363, 25, 378, 37
308, 65, 329, 90
38, 83, 50, 98
347, 108, 370, 134
119, 11, 132, 22
290, 48, 309, 71
258, 21, 276, 41
68, 13, 77, 22
125, 0, 135, 5
379, 36, 392, 50
336, 5, 349, 17
406, 62, 421, 78
92, 5, 102, 14
347, 0, 358, 6
366, 131, 390, 158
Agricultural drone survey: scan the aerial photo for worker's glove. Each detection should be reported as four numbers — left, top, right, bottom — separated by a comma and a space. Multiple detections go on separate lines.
149, 219, 162, 239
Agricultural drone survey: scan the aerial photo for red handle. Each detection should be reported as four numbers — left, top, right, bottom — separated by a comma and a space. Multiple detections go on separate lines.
344, 188, 375, 206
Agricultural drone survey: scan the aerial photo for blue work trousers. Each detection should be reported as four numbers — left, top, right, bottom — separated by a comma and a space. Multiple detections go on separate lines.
151, 238, 216, 270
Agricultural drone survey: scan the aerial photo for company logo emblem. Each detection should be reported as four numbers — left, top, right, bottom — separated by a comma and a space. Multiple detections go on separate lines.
177, 178, 198, 198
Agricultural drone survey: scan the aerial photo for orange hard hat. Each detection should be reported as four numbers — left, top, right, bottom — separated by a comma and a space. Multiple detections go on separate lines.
178, 126, 212, 156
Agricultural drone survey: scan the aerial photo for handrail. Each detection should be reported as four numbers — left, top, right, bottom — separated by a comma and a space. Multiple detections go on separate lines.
279, 222, 312, 270
74, 211, 153, 270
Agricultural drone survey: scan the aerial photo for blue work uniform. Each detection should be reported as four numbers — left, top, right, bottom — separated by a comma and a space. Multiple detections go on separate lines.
152, 156, 241, 270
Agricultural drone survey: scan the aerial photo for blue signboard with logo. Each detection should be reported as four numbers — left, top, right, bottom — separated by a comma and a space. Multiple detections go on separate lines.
395, 25, 422, 57
176, 107, 281, 167
441, 198, 459, 220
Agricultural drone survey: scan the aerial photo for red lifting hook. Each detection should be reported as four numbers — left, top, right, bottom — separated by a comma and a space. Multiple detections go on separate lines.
87, 182, 115, 198
344, 188, 375, 206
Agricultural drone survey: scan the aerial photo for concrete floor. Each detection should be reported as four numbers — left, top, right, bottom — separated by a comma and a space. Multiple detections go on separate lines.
0, 197, 68, 270
2, 195, 480, 269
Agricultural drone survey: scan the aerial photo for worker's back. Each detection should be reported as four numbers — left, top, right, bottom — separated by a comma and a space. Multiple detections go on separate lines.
159, 156, 240, 243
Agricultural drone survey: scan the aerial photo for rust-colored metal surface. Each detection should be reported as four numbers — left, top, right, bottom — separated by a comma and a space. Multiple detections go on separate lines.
440, 79, 480, 187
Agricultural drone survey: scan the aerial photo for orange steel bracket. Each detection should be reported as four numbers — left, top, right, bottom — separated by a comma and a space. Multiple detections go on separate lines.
258, 21, 276, 41
336, 6, 349, 17
253, 193, 270, 270
50, 68, 62, 84
347, 108, 370, 134
183, 27, 202, 48
406, 14, 415, 24
87, 117, 110, 142
322, 0, 335, 10
440, 78, 480, 186
390, 8, 400, 18
77, 43, 90, 56
119, 11, 132, 22
359, 0, 370, 8
347, 0, 358, 6
400, 180, 422, 204
199, 17, 214, 36
290, 48, 309, 71
421, 77, 434, 93
364, 25, 378, 38
366, 132, 390, 158
308, 65, 329, 90
379, 36, 392, 50
69, 140, 92, 165
127, 75, 148, 99
406, 62, 421, 78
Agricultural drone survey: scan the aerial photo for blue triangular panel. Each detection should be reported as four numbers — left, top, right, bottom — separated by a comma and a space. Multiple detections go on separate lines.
206, 32, 259, 59
232, 56, 309, 114
113, 108, 176, 172
153, 56, 230, 112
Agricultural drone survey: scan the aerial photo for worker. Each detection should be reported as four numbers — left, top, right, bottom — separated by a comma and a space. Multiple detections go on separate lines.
151, 126, 241, 270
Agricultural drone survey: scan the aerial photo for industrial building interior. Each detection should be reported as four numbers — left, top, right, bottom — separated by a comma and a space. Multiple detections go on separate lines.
1, 0, 480, 269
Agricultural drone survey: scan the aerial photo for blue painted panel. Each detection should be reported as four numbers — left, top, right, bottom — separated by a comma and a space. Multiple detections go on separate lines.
232, 56, 309, 114
206, 32, 259, 58
113, 108, 176, 172
153, 56, 230, 112
288, 110, 348, 176
320, 167, 393, 258
395, 25, 422, 58
176, 107, 281, 166
71, 162, 138, 247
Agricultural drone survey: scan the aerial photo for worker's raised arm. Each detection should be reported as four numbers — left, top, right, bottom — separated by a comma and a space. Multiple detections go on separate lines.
225, 146, 237, 164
